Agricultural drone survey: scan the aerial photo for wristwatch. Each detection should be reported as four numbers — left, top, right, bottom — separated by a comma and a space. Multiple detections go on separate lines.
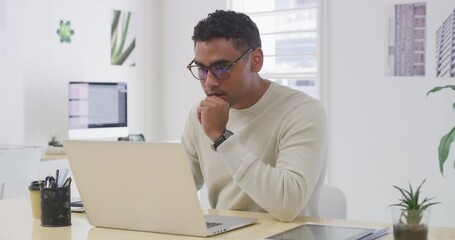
211, 130, 233, 151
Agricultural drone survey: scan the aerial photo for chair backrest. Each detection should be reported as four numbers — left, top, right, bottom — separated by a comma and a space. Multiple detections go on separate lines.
0, 182, 4, 200
318, 184, 347, 219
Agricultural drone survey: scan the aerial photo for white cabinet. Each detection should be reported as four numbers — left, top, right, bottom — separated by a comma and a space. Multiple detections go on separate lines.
0, 146, 41, 199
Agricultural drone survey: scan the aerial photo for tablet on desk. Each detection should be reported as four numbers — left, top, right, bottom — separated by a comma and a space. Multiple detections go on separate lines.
264, 223, 388, 240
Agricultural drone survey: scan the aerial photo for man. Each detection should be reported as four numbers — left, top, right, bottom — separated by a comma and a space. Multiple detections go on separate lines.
182, 10, 327, 222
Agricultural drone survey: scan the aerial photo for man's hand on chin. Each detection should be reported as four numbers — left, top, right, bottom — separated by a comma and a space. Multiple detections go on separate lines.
197, 96, 230, 141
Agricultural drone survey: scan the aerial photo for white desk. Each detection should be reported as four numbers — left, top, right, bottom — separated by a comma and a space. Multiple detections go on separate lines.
1, 197, 455, 240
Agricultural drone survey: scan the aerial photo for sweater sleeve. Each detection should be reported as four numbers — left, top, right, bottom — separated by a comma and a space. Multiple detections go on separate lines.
181, 107, 205, 191
216, 100, 327, 222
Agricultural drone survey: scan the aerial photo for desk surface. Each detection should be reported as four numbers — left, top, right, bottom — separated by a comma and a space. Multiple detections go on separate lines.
1, 197, 454, 240
40, 153, 67, 161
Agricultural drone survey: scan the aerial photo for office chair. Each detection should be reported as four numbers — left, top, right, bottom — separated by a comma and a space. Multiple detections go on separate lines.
318, 184, 347, 219
0, 182, 4, 200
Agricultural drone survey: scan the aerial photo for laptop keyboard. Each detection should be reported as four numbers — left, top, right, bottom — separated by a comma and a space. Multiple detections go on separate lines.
206, 222, 222, 228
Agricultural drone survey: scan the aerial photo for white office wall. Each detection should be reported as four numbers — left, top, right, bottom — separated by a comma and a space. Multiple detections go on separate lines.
0, 0, 160, 145
325, 0, 455, 227
159, 0, 226, 141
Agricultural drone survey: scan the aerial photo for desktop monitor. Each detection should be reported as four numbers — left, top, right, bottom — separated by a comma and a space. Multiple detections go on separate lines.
68, 82, 128, 140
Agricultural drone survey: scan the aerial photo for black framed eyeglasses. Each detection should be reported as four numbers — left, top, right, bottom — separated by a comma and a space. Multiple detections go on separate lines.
187, 48, 254, 80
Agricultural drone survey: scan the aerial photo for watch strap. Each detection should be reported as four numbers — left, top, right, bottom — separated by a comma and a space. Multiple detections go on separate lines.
211, 130, 233, 151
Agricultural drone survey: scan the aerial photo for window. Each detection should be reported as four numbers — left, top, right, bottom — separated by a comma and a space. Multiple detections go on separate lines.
229, 0, 320, 98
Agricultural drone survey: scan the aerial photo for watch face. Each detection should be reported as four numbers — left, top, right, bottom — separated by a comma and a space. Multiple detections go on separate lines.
223, 130, 233, 138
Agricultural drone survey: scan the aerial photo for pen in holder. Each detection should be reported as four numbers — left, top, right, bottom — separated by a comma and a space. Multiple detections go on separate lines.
40, 184, 71, 227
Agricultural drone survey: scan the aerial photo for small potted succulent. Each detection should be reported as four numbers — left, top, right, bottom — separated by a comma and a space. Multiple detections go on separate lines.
390, 179, 440, 240
48, 135, 62, 147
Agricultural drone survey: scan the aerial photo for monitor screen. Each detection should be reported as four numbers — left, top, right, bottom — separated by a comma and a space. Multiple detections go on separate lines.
68, 82, 128, 140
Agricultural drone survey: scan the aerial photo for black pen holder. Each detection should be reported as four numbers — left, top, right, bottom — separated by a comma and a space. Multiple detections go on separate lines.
40, 185, 71, 227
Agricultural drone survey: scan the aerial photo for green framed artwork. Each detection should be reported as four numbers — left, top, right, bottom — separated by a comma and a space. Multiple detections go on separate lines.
111, 9, 136, 67
56, 20, 74, 43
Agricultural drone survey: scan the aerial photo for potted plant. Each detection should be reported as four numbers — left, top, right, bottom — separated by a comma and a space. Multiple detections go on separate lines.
390, 179, 440, 240
427, 85, 455, 175
48, 135, 62, 147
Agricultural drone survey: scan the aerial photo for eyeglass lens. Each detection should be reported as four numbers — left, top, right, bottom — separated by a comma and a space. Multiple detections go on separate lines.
194, 65, 230, 80
189, 48, 253, 80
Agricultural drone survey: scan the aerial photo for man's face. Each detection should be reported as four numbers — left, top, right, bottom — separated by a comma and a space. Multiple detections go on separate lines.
193, 39, 254, 109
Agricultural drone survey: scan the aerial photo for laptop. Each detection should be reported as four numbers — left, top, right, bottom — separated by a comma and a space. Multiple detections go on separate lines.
63, 140, 256, 237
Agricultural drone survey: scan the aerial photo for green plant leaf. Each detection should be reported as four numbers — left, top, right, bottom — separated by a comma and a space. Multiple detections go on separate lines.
115, 12, 131, 60
111, 10, 121, 56
438, 126, 455, 174
421, 197, 441, 210
114, 39, 135, 65
426, 85, 455, 96
111, 10, 121, 36
427, 85, 455, 174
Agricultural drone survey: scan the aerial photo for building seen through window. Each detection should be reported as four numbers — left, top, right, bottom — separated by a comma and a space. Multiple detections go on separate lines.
230, 0, 319, 98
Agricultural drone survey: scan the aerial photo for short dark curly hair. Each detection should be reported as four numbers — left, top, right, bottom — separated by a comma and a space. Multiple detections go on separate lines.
192, 10, 261, 51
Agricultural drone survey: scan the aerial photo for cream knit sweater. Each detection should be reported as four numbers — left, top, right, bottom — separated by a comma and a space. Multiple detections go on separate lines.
182, 81, 327, 222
